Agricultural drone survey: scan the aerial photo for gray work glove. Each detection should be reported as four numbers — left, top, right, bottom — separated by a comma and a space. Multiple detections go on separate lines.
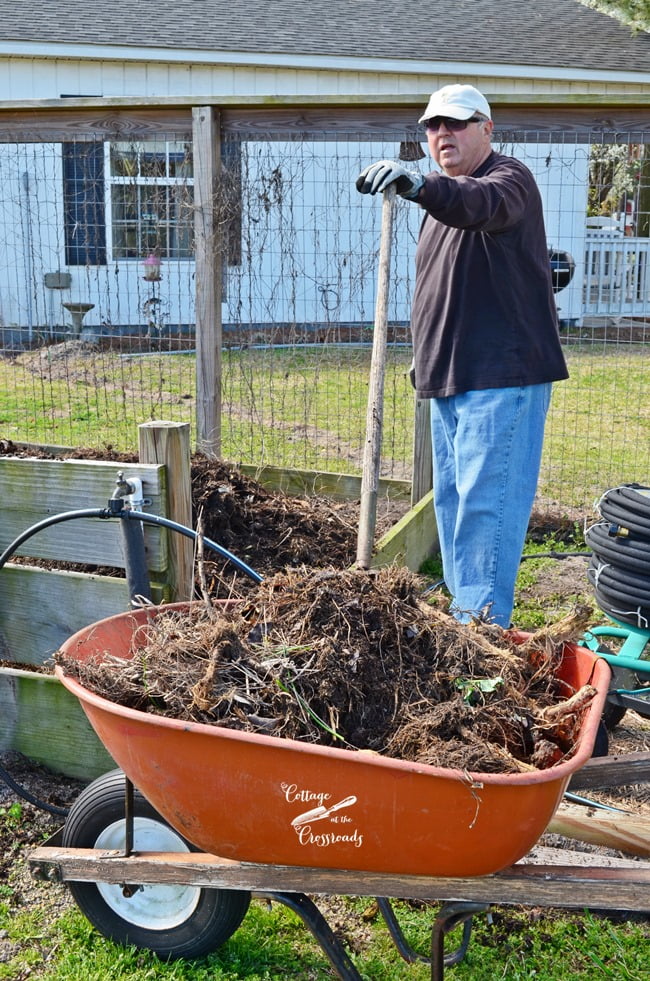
408, 359, 416, 389
356, 160, 424, 200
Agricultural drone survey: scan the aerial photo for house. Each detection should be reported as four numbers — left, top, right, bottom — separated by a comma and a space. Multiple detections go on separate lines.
0, 0, 649, 342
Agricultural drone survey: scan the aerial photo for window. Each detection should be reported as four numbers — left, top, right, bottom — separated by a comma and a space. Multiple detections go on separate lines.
108, 140, 194, 259
62, 142, 107, 266
62, 138, 241, 266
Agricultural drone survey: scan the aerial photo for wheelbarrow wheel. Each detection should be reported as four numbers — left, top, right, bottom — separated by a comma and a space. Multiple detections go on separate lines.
61, 768, 251, 960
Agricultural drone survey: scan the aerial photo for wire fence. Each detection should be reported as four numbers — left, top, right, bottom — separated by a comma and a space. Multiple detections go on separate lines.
0, 122, 649, 510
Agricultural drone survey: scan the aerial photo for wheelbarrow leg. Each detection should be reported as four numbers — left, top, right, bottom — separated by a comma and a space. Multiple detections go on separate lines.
376, 896, 484, 975
376, 896, 433, 963
266, 892, 362, 981
430, 901, 489, 981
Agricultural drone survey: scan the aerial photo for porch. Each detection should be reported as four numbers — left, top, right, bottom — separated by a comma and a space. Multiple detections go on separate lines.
584, 223, 650, 319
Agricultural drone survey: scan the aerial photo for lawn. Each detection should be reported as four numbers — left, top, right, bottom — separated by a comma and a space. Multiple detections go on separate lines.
1, 340, 650, 509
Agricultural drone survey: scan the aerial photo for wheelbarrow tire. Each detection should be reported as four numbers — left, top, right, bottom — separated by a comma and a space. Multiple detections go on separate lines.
61, 768, 251, 960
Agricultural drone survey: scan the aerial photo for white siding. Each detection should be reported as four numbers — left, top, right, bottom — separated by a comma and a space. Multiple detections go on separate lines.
1, 53, 650, 102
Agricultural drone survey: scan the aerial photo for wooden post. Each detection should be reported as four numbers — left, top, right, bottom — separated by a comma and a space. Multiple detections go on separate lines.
192, 106, 222, 457
411, 397, 433, 506
139, 421, 194, 602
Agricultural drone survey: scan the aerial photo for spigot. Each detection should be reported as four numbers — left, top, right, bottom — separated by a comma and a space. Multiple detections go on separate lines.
125, 477, 145, 509
111, 471, 132, 501
110, 471, 149, 511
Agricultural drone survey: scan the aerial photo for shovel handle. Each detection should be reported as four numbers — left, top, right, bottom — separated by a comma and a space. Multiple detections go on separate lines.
356, 184, 396, 569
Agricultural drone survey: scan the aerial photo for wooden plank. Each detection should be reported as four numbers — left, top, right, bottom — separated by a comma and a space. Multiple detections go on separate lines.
220, 106, 650, 142
0, 564, 163, 665
0, 98, 648, 144
526, 844, 645, 869
569, 752, 650, 791
548, 802, 650, 858
411, 399, 432, 507
0, 107, 193, 142
0, 458, 167, 570
28, 847, 650, 911
0, 669, 115, 779
193, 106, 223, 456
372, 490, 438, 572
236, 464, 410, 503
1, 93, 650, 113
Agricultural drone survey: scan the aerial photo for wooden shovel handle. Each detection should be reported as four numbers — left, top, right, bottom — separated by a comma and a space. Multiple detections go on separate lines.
357, 184, 396, 569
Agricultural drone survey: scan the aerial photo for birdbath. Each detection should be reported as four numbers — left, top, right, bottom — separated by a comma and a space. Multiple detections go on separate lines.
62, 302, 95, 338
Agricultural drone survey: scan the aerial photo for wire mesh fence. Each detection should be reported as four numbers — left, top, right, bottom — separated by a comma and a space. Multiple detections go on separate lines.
0, 119, 649, 510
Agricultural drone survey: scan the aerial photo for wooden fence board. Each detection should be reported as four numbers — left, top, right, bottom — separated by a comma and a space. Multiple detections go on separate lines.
0, 459, 168, 571
0, 668, 115, 779
0, 564, 164, 665
238, 463, 410, 503
372, 490, 438, 572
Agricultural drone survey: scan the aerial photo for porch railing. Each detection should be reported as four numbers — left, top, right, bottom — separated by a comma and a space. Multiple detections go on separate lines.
584, 233, 650, 318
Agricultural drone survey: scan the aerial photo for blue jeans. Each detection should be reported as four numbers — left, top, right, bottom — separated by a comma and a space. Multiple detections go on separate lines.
430, 384, 552, 627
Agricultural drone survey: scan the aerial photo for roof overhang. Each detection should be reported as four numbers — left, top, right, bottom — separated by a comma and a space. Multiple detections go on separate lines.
1, 40, 649, 88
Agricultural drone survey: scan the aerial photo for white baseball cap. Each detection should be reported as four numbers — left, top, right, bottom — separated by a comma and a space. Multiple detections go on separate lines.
418, 84, 491, 124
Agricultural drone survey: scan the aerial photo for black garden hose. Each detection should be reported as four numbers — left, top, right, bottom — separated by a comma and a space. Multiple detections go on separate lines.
0, 759, 69, 817
0, 505, 262, 816
519, 551, 590, 562
0, 506, 263, 584
587, 483, 650, 628
585, 520, 650, 573
596, 483, 650, 538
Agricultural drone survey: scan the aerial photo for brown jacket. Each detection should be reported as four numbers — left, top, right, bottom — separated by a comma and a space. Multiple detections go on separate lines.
410, 151, 568, 398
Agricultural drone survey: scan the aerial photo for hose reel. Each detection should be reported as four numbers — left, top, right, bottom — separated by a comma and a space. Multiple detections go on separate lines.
586, 484, 650, 629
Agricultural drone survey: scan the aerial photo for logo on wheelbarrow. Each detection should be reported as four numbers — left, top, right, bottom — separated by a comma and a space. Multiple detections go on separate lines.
282, 784, 364, 848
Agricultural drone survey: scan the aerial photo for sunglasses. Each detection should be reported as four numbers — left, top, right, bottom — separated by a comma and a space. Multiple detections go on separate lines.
424, 116, 484, 132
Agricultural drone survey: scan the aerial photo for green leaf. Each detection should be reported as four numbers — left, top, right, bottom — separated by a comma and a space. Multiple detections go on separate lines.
455, 676, 504, 703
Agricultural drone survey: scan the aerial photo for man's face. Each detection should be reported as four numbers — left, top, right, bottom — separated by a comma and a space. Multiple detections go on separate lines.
426, 116, 494, 177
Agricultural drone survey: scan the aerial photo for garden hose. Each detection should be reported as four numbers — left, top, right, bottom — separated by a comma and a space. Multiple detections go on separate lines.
0, 505, 263, 584
0, 760, 69, 817
0, 501, 263, 817
586, 483, 650, 629
519, 551, 590, 562
595, 483, 650, 537
585, 520, 650, 573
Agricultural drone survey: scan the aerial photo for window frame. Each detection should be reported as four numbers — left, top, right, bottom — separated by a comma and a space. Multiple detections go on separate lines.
104, 140, 195, 262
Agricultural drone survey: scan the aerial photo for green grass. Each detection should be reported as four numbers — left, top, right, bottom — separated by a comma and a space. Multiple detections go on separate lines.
512, 529, 593, 630
2, 341, 650, 505
1, 890, 648, 980
543, 343, 650, 506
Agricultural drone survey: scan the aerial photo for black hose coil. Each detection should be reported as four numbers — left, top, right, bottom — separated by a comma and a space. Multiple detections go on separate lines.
587, 484, 650, 627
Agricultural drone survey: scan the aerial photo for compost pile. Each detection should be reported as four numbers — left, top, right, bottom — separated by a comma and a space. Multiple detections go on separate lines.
56, 566, 597, 775
190, 454, 364, 584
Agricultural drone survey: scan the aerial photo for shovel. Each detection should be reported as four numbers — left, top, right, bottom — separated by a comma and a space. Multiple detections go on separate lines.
356, 183, 396, 569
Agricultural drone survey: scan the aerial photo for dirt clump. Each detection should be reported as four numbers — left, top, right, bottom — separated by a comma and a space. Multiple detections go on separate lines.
56, 566, 597, 775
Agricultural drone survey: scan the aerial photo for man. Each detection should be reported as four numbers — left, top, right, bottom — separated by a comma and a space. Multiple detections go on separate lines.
356, 83, 568, 627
